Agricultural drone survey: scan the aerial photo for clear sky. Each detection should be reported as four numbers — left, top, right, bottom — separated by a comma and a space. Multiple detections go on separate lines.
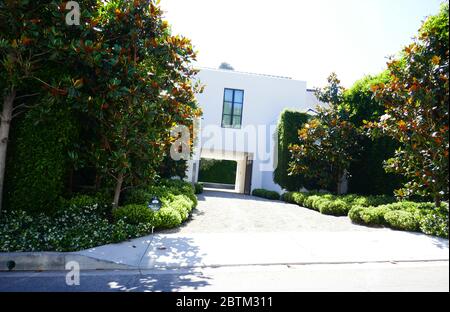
161, 0, 443, 88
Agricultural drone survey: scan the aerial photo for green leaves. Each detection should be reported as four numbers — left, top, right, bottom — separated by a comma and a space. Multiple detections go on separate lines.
373, 2, 449, 205
289, 74, 359, 193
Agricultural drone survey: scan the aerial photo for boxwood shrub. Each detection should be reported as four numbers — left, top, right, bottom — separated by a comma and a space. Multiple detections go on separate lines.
384, 210, 420, 232
252, 189, 281, 200
113, 204, 155, 225
348, 201, 448, 238
282, 191, 448, 238
318, 199, 349, 216
419, 204, 449, 238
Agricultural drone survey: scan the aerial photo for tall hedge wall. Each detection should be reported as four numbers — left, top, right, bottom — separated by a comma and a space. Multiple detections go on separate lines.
344, 73, 404, 195
4, 100, 78, 214
348, 137, 404, 195
274, 110, 315, 191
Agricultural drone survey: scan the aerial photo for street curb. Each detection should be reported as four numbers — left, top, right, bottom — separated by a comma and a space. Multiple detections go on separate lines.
0, 252, 134, 271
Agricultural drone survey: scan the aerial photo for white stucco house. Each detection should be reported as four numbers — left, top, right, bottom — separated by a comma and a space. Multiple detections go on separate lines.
185, 66, 319, 194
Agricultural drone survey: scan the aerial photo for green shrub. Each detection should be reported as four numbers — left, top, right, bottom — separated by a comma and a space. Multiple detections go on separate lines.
419, 204, 449, 238
113, 204, 155, 225
167, 195, 194, 220
382, 201, 420, 213
346, 195, 396, 207
341, 194, 360, 204
384, 210, 420, 232
123, 188, 153, 205
319, 199, 349, 216
252, 189, 281, 200
66, 195, 99, 209
0, 179, 199, 252
313, 198, 330, 211
348, 206, 366, 224
303, 195, 323, 210
274, 110, 317, 191
154, 208, 183, 228
281, 192, 308, 205
157, 179, 198, 207
345, 73, 404, 196
350, 196, 372, 207
194, 183, 204, 194
292, 192, 307, 205
63, 195, 109, 216
359, 206, 391, 226
5, 104, 78, 214
281, 192, 294, 203
0, 204, 146, 252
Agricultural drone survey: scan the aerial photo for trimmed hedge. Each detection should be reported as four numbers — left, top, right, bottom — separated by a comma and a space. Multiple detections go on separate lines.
5, 103, 78, 214
274, 110, 316, 191
281, 191, 396, 216
419, 205, 449, 238
121, 179, 197, 228
348, 202, 449, 238
113, 204, 155, 225
282, 191, 448, 237
344, 73, 404, 196
252, 189, 281, 200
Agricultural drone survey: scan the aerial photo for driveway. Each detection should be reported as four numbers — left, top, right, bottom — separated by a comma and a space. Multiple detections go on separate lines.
162, 190, 385, 234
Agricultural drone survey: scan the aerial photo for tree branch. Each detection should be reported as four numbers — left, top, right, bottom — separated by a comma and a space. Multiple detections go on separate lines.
14, 93, 40, 101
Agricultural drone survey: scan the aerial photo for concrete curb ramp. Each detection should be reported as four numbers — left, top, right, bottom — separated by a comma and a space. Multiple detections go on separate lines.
0, 252, 133, 271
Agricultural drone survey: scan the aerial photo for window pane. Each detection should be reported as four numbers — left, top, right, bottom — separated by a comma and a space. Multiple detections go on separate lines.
232, 116, 241, 128
233, 103, 242, 116
224, 89, 233, 102
223, 101, 232, 114
234, 90, 244, 103
222, 114, 232, 126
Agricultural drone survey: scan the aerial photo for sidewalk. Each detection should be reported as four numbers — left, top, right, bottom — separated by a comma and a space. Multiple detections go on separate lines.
74, 230, 449, 270
2, 230, 448, 271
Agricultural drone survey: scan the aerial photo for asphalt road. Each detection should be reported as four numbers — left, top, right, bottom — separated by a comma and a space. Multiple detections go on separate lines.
0, 261, 448, 292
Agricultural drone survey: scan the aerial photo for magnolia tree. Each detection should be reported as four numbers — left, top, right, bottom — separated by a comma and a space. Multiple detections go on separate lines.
1, 0, 202, 211
289, 73, 359, 194
0, 0, 91, 212
369, 2, 449, 206
67, 0, 202, 208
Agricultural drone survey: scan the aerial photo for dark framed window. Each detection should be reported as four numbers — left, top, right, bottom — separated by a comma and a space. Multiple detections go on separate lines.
221, 88, 244, 129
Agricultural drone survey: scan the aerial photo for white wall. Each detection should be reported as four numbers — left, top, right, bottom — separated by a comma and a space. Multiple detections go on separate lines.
189, 68, 314, 193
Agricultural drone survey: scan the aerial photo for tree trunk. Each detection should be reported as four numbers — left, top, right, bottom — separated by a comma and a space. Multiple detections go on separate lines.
336, 169, 347, 195
0, 90, 16, 214
0, 90, 16, 213
112, 173, 124, 209
434, 195, 441, 208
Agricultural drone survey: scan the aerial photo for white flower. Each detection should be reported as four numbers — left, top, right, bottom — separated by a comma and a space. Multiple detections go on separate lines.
380, 114, 391, 123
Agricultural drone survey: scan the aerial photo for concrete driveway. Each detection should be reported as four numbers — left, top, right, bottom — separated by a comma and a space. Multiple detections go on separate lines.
163, 190, 385, 234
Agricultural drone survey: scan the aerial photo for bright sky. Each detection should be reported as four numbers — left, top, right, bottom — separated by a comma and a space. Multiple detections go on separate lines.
161, 0, 443, 88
